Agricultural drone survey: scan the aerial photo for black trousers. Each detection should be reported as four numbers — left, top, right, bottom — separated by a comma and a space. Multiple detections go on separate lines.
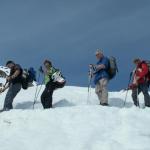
132, 83, 150, 107
41, 81, 65, 109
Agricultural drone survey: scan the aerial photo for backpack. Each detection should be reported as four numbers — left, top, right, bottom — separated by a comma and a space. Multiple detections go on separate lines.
51, 71, 66, 84
0, 66, 10, 87
107, 57, 118, 80
0, 66, 10, 78
22, 67, 36, 90
145, 60, 150, 85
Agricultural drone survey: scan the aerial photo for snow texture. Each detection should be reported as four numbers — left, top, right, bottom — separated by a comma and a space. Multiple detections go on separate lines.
0, 84, 150, 150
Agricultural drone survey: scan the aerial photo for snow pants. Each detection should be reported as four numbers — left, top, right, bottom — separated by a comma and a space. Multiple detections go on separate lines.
95, 78, 109, 104
41, 81, 65, 109
132, 83, 150, 107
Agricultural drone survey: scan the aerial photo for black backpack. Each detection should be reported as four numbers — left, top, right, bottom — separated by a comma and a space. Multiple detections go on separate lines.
22, 68, 36, 90
145, 60, 150, 86
107, 57, 118, 80
145, 60, 150, 73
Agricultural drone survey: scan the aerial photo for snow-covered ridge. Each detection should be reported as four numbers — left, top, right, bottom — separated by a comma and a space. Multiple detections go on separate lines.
0, 86, 150, 150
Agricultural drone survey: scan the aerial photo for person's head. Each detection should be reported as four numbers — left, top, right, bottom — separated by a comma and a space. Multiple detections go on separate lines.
95, 49, 104, 60
133, 58, 141, 66
44, 60, 52, 70
6, 61, 15, 69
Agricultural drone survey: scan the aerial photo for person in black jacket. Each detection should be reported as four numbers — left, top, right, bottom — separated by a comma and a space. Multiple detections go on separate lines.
41, 60, 66, 109
0, 61, 23, 111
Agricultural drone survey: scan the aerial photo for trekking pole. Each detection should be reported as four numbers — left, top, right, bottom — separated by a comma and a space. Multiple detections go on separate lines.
87, 67, 93, 104
33, 68, 42, 109
123, 72, 133, 107
33, 66, 44, 109
137, 88, 140, 108
33, 76, 40, 109
33, 77, 45, 107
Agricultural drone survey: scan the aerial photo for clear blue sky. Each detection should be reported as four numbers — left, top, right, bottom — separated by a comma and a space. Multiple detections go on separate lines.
0, 0, 150, 90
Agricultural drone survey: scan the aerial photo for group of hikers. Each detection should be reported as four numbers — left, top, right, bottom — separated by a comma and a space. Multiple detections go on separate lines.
0, 60, 66, 112
0, 49, 150, 112
91, 50, 150, 107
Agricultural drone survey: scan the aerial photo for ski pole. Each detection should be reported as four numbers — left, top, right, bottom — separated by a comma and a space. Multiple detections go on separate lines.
87, 67, 93, 104
33, 78, 45, 108
33, 70, 42, 109
123, 72, 133, 107
137, 88, 140, 108
33, 66, 44, 109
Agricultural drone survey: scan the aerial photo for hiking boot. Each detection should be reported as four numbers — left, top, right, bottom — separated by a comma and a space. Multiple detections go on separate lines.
100, 103, 109, 106
134, 101, 140, 107
0, 108, 10, 113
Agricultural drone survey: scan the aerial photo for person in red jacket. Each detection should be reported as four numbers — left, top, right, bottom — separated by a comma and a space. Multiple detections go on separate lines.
130, 58, 150, 107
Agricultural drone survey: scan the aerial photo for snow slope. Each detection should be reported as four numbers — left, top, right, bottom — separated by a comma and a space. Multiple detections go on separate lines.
0, 85, 150, 150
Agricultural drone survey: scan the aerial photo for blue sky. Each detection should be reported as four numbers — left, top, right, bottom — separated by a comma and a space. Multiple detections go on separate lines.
0, 0, 150, 90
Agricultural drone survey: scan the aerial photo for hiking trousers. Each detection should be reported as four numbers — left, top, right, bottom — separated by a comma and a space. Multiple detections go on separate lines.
4, 83, 22, 110
132, 83, 150, 107
95, 78, 109, 104
41, 81, 65, 109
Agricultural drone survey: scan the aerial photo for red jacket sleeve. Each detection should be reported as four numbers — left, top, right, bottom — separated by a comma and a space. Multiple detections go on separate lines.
136, 63, 148, 78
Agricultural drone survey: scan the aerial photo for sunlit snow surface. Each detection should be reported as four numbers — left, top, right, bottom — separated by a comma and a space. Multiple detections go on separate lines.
0, 84, 150, 150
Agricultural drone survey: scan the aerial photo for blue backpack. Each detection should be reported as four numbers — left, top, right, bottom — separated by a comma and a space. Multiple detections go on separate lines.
22, 67, 36, 89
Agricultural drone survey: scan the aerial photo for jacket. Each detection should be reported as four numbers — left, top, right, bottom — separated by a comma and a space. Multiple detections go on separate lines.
94, 56, 109, 84
132, 61, 149, 85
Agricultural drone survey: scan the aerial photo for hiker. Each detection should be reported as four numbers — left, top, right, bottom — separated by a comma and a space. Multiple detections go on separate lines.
0, 61, 23, 111
90, 50, 110, 106
129, 59, 150, 107
41, 60, 66, 109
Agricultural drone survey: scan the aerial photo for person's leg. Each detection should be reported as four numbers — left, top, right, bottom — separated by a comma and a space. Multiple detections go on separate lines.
4, 83, 21, 110
140, 83, 150, 107
54, 82, 66, 90
95, 81, 102, 104
132, 86, 141, 106
100, 78, 109, 105
41, 88, 53, 109
41, 88, 47, 108
41, 81, 65, 109
41, 82, 56, 109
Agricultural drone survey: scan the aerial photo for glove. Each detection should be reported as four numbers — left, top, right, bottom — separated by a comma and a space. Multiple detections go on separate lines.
6, 76, 12, 82
129, 84, 138, 90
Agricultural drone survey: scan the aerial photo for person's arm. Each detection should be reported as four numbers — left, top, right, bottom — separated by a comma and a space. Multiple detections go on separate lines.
96, 64, 106, 70
96, 58, 109, 71
7, 69, 21, 82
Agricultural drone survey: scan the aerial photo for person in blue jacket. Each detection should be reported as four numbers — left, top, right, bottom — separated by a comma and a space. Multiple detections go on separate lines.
90, 50, 110, 106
